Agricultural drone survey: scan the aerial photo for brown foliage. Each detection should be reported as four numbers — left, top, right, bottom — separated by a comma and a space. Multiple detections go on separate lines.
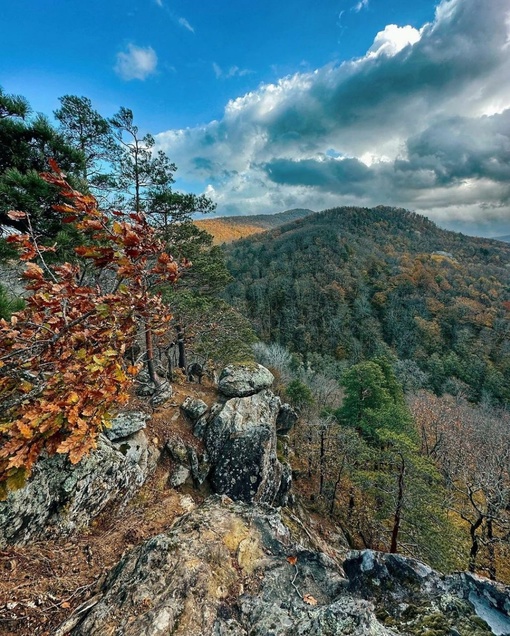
0, 161, 180, 498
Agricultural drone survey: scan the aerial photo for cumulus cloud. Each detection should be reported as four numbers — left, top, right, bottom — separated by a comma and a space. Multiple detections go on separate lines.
156, 0, 510, 232
115, 44, 158, 81
367, 24, 421, 58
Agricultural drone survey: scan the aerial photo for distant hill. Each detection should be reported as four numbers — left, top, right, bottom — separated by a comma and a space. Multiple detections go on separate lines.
224, 205, 510, 405
495, 235, 510, 243
195, 208, 314, 244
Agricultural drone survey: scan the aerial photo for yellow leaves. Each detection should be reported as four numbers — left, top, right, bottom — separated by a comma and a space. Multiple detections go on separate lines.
96, 303, 111, 318
1, 467, 28, 499
112, 220, 123, 235
16, 421, 34, 440
66, 392, 80, 405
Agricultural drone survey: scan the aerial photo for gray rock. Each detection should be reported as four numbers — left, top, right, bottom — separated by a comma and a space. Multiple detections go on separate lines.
218, 363, 274, 397
276, 403, 298, 435
104, 411, 149, 441
204, 390, 291, 505
134, 372, 172, 404
166, 436, 210, 486
170, 465, 190, 487
150, 380, 173, 407
344, 550, 507, 635
0, 430, 155, 546
181, 396, 208, 422
56, 497, 390, 636
193, 414, 208, 439
57, 497, 510, 636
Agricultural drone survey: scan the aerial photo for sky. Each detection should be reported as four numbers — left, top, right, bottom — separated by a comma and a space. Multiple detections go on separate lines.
1, 0, 510, 236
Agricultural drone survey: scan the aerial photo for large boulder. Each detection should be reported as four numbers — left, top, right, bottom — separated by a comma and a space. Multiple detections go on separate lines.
203, 389, 292, 506
56, 496, 509, 636
56, 496, 387, 636
218, 363, 274, 398
0, 412, 156, 546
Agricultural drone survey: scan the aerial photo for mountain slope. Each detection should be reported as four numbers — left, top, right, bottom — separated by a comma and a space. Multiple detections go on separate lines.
225, 205, 510, 404
195, 208, 314, 244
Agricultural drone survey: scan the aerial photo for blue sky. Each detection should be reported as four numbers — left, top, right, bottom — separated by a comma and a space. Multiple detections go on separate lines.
1, 0, 510, 235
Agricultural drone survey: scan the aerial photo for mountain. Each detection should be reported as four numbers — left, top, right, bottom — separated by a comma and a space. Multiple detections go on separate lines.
195, 208, 314, 244
224, 205, 510, 404
495, 235, 510, 243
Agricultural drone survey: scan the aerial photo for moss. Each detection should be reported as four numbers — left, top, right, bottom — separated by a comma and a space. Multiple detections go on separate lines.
420, 613, 449, 631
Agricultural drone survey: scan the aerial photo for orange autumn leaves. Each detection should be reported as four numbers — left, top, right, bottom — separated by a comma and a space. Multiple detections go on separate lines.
0, 161, 180, 499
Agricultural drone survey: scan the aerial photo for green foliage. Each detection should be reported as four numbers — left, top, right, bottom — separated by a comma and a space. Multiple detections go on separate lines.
338, 361, 392, 427
225, 205, 510, 406
0, 87, 84, 237
109, 107, 177, 214
0, 284, 24, 320
285, 379, 315, 409
54, 95, 118, 189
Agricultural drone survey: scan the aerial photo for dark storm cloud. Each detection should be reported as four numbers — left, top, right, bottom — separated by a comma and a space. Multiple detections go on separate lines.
264, 157, 371, 194
400, 110, 510, 186
263, 0, 510, 149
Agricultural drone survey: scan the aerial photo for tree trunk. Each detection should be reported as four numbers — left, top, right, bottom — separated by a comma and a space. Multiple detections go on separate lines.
176, 324, 187, 370
487, 518, 496, 581
468, 515, 484, 573
144, 322, 158, 386
390, 454, 405, 554
319, 429, 326, 496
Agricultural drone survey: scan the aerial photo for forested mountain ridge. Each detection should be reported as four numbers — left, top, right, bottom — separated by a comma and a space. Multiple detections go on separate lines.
195, 207, 314, 244
225, 205, 510, 405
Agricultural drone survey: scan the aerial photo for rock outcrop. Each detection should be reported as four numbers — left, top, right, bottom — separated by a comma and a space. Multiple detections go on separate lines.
192, 363, 295, 506
169, 363, 295, 505
218, 363, 274, 397
0, 412, 155, 546
56, 496, 510, 636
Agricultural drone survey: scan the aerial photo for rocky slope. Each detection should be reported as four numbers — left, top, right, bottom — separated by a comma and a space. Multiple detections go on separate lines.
1, 364, 510, 635
56, 495, 510, 636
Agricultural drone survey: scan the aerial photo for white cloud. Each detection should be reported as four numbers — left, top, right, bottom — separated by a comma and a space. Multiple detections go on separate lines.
352, 0, 369, 13
212, 62, 253, 79
178, 17, 195, 33
114, 44, 158, 81
156, 0, 510, 233
367, 24, 421, 58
